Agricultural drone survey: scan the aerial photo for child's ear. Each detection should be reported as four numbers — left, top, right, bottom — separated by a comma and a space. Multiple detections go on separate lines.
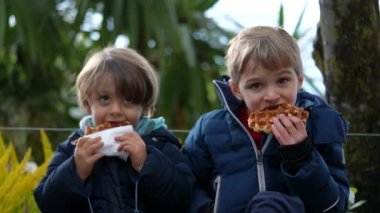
84, 101, 91, 114
297, 74, 304, 89
229, 79, 243, 100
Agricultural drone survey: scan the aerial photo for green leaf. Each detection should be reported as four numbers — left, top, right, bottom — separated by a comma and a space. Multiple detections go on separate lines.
292, 4, 306, 39
178, 25, 196, 67
0, 0, 6, 49
278, 4, 284, 28
349, 200, 367, 210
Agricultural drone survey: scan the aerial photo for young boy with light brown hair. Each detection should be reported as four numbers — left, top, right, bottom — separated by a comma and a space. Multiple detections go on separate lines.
183, 26, 349, 213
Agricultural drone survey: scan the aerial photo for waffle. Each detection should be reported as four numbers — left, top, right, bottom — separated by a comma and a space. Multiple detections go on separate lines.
248, 103, 309, 133
72, 121, 131, 145
85, 121, 130, 135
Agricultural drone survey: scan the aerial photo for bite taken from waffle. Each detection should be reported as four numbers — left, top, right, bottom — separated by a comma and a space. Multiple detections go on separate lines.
248, 103, 309, 133
85, 121, 130, 135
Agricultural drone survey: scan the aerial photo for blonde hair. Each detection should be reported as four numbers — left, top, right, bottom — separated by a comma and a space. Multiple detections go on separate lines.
76, 47, 159, 117
225, 26, 303, 84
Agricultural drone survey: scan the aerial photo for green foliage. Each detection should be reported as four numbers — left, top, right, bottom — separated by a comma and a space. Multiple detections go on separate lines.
348, 187, 366, 212
0, 130, 53, 212
0, 0, 233, 145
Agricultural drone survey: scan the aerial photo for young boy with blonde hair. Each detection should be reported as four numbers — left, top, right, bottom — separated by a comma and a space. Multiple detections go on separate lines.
184, 26, 349, 213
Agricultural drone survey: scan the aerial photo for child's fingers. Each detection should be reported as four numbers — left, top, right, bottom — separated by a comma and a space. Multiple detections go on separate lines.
288, 115, 306, 130
272, 115, 306, 145
117, 139, 146, 157
114, 131, 140, 142
76, 136, 101, 147
75, 137, 103, 159
277, 114, 297, 133
75, 137, 87, 147
89, 153, 104, 162
117, 142, 133, 152
272, 124, 286, 143
88, 141, 103, 155
118, 141, 147, 172
272, 115, 289, 136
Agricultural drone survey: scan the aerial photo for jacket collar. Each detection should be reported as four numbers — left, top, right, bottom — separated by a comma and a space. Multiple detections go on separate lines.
296, 90, 326, 110
213, 78, 243, 116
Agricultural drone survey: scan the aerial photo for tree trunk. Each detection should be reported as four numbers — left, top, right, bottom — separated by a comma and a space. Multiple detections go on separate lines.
313, 0, 380, 212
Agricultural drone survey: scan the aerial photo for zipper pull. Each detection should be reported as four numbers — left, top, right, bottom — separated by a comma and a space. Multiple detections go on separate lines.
257, 150, 263, 163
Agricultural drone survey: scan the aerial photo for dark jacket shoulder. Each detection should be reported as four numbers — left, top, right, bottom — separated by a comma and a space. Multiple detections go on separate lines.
144, 127, 181, 148
297, 91, 349, 144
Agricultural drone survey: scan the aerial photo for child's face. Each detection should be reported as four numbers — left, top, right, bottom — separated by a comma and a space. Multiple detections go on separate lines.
230, 60, 303, 113
86, 73, 144, 127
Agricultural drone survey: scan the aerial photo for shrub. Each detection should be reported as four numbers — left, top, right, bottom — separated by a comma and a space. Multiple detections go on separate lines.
0, 130, 53, 212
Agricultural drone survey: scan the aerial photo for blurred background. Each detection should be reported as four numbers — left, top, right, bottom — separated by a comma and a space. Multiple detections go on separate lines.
207, 0, 325, 95
0, 0, 324, 150
0, 0, 379, 212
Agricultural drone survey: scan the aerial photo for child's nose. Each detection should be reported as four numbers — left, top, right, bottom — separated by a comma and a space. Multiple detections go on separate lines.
264, 87, 280, 102
110, 102, 123, 115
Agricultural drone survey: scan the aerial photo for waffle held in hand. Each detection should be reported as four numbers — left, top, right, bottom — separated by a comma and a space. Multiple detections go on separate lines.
248, 103, 309, 133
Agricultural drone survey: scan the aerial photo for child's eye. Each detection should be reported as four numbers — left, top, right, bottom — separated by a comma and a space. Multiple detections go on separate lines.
278, 78, 289, 85
124, 97, 135, 105
99, 95, 110, 104
249, 82, 262, 90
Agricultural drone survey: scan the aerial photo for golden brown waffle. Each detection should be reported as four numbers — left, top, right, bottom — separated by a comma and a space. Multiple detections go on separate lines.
248, 103, 309, 133
85, 121, 130, 135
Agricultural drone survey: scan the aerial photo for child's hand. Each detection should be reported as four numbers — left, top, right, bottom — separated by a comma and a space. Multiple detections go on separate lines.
271, 114, 307, 145
114, 131, 147, 172
74, 136, 104, 182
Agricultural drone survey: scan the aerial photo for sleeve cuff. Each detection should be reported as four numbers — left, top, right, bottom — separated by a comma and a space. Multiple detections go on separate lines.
279, 138, 312, 174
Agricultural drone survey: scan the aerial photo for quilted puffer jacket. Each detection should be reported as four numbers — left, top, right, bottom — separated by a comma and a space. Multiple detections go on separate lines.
34, 126, 194, 213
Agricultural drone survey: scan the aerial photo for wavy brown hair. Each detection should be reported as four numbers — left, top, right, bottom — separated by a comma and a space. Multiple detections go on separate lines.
76, 47, 159, 117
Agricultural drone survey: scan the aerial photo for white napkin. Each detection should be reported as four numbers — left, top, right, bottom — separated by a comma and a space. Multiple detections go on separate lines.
85, 125, 133, 161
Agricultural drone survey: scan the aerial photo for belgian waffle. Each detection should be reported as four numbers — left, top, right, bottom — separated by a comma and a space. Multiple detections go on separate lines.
248, 103, 309, 133
72, 121, 131, 145
85, 121, 130, 135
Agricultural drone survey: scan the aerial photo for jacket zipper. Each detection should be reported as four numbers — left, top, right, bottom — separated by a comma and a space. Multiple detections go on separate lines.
213, 81, 272, 201
87, 198, 94, 213
213, 175, 222, 213
256, 134, 272, 192
256, 150, 266, 192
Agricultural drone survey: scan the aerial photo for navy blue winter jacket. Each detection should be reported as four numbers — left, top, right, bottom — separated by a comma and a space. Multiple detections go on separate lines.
34, 127, 194, 213
183, 79, 349, 213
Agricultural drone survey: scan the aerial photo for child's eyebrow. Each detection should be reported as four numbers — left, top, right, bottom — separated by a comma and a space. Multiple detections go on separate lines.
97, 89, 113, 93
277, 69, 294, 75
244, 76, 262, 84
